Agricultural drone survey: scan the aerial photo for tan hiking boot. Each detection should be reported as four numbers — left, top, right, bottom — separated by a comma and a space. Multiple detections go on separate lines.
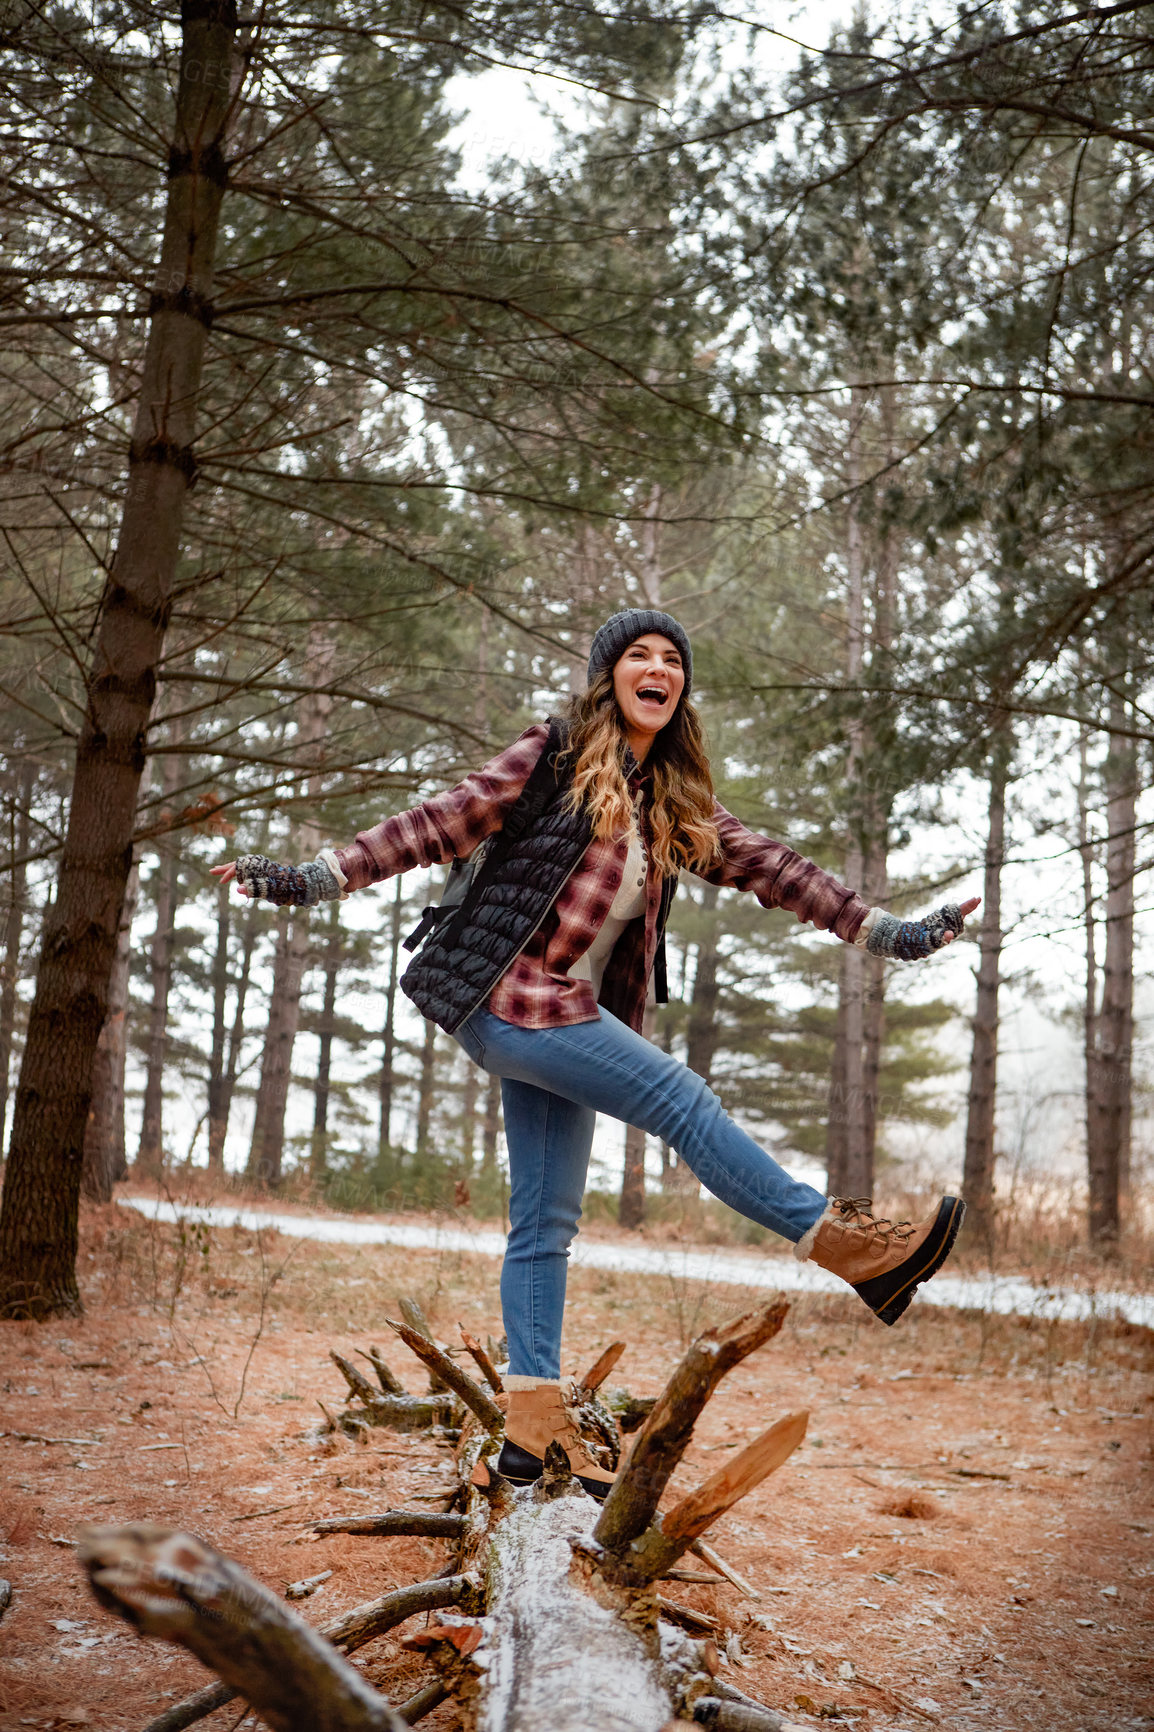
497, 1379, 617, 1500
795, 1195, 966, 1325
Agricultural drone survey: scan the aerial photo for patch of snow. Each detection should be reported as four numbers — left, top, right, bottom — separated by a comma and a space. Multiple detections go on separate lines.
121, 1197, 1154, 1329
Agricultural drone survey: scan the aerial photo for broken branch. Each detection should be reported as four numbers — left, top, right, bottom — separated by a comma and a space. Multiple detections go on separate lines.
79, 1524, 408, 1732
693, 1698, 789, 1730
332, 1350, 382, 1406
312, 1512, 465, 1539
594, 1299, 789, 1555
387, 1317, 504, 1432
138, 1570, 475, 1731
629, 1412, 808, 1582
458, 1322, 504, 1393
363, 1346, 406, 1396
690, 1538, 762, 1601
396, 1297, 449, 1392
397, 1678, 448, 1723
576, 1341, 625, 1396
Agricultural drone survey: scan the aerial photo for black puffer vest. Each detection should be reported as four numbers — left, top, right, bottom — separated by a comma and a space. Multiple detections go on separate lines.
400, 722, 676, 1035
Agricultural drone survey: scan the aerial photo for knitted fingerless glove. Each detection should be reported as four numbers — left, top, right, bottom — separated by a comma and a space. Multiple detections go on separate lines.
865, 904, 964, 961
234, 854, 341, 908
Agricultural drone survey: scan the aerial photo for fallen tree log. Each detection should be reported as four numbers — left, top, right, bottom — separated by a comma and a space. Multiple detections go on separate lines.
82, 1297, 805, 1731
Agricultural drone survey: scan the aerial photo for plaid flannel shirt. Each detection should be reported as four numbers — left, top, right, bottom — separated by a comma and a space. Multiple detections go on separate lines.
335, 723, 869, 1033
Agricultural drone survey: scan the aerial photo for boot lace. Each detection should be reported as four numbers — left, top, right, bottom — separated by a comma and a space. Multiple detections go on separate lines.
830, 1196, 915, 1248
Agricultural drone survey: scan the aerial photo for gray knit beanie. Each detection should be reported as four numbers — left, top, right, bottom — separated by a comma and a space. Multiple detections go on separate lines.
586, 608, 693, 698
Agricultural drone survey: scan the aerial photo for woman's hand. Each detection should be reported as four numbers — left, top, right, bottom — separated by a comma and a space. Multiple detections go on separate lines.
211, 854, 342, 907
939, 895, 981, 944
866, 896, 982, 961
210, 861, 246, 895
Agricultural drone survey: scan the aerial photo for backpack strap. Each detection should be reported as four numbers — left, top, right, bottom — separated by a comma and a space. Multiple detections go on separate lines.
652, 871, 679, 1005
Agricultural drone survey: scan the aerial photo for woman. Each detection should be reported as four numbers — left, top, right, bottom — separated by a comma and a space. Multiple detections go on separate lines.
214, 608, 978, 1498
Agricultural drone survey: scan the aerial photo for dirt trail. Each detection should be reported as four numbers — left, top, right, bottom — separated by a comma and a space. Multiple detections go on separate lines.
0, 1200, 1150, 1732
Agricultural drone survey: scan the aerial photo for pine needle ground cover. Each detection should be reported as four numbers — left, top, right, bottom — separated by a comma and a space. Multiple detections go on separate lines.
0, 1202, 1149, 1730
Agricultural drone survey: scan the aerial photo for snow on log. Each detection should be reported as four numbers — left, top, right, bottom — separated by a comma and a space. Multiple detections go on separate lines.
476, 1472, 672, 1732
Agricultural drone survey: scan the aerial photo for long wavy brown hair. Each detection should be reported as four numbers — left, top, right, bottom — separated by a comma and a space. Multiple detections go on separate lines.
561, 667, 720, 876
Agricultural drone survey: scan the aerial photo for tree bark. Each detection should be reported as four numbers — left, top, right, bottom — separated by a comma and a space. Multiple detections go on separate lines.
415, 1015, 437, 1160
619, 1121, 647, 1229
210, 896, 258, 1174
0, 759, 34, 1158
1087, 695, 1136, 1245
859, 837, 888, 1168
460, 1058, 478, 1173
962, 729, 1010, 1249
248, 911, 308, 1188
311, 904, 340, 1185
826, 908, 865, 1198
205, 878, 231, 1174
619, 1004, 656, 1228
0, 0, 238, 1317
82, 862, 139, 1202
248, 627, 334, 1189
826, 388, 868, 1199
378, 856, 406, 1158
481, 1070, 502, 1173
685, 885, 721, 1083
137, 721, 185, 1178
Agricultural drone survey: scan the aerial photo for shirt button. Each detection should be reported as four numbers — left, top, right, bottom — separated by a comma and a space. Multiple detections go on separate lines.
637, 876, 645, 887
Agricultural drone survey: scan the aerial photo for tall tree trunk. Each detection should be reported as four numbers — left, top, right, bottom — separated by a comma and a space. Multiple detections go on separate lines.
860, 855, 887, 1169
460, 1061, 478, 1174
311, 906, 340, 1186
415, 1016, 437, 1159
247, 629, 334, 1189
206, 879, 231, 1174
136, 721, 185, 1177
684, 885, 721, 1083
248, 912, 308, 1189
1078, 732, 1103, 1232
670, 884, 720, 1194
962, 729, 1010, 1249
858, 432, 895, 1177
654, 1015, 678, 1192
0, 760, 34, 1157
82, 863, 139, 1203
1087, 696, 1136, 1246
0, 0, 238, 1317
619, 1005, 656, 1229
619, 1122, 646, 1229
826, 388, 868, 1201
481, 1072, 501, 1175
209, 899, 258, 1174
378, 872, 406, 1159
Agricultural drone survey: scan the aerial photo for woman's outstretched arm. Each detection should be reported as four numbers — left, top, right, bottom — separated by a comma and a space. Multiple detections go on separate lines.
700, 802, 978, 957
211, 724, 549, 904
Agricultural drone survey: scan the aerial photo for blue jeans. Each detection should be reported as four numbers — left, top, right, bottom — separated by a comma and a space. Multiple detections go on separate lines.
454, 1005, 827, 1377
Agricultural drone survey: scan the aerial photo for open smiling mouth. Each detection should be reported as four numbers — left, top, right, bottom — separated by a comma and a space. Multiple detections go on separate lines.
637, 687, 668, 706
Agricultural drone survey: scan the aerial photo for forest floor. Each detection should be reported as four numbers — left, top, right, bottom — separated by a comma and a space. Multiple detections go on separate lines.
0, 1193, 1151, 1732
